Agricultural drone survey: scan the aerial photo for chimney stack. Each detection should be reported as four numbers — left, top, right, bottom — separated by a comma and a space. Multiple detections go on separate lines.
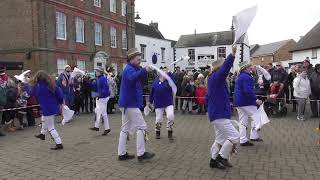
149, 22, 158, 30
194, 29, 196, 35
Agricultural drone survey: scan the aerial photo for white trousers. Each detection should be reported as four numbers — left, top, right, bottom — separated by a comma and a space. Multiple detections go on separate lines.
95, 97, 110, 130
155, 105, 174, 131
237, 106, 260, 143
118, 108, 148, 156
41, 115, 62, 144
210, 119, 239, 159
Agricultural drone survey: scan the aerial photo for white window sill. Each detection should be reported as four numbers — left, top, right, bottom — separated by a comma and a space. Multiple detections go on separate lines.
76, 41, 85, 44
56, 37, 67, 41
95, 44, 102, 46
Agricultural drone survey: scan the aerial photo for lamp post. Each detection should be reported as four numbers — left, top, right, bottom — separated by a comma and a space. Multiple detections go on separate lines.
126, 4, 141, 51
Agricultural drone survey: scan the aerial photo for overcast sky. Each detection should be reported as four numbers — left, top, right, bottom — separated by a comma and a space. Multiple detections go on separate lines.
135, 0, 320, 45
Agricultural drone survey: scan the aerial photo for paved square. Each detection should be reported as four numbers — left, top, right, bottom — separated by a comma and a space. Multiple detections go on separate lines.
1, 109, 320, 180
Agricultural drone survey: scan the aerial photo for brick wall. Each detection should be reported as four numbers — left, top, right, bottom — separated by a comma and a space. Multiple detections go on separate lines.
273, 40, 297, 62
0, 0, 33, 49
0, 0, 135, 75
251, 55, 273, 65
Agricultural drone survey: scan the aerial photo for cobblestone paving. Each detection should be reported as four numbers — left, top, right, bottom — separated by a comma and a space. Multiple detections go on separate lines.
0, 108, 320, 180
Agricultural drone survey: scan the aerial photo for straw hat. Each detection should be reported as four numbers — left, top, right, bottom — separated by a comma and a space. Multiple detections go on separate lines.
211, 59, 224, 72
127, 48, 142, 60
95, 67, 104, 72
239, 61, 251, 71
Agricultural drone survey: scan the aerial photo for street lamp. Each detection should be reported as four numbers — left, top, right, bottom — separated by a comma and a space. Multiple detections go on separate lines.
126, 5, 141, 51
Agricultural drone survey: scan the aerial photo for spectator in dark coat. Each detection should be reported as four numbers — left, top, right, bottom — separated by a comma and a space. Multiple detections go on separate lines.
73, 75, 84, 115
82, 75, 92, 113
310, 64, 320, 118
271, 62, 288, 83
181, 72, 195, 114
173, 66, 184, 110
271, 62, 289, 102
3, 80, 18, 132
303, 58, 314, 79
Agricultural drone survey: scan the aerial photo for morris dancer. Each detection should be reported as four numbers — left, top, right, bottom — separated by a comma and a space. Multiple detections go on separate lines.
31, 71, 64, 150
118, 48, 155, 161
89, 67, 111, 136
207, 46, 239, 169
149, 67, 175, 140
234, 61, 263, 146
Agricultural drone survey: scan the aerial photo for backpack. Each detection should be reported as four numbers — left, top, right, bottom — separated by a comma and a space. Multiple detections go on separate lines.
0, 87, 7, 107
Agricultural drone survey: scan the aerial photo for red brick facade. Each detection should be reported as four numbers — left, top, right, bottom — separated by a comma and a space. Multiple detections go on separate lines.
251, 40, 297, 66
0, 0, 135, 75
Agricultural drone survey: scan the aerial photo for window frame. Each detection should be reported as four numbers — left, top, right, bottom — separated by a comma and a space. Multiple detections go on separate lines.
56, 11, 67, 40
75, 17, 85, 43
122, 30, 127, 50
188, 49, 195, 61
121, 0, 127, 16
161, 47, 166, 63
57, 58, 68, 74
140, 44, 146, 62
94, 0, 101, 8
110, 0, 117, 13
312, 48, 317, 59
110, 27, 117, 48
217, 47, 226, 59
76, 60, 86, 71
94, 22, 102, 46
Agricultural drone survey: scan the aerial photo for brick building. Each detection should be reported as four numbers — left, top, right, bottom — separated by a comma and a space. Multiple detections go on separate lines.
0, 0, 136, 76
250, 39, 297, 66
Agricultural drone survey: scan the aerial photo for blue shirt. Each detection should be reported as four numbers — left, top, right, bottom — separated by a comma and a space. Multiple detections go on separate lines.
149, 78, 173, 108
118, 63, 147, 108
57, 72, 71, 95
95, 75, 110, 98
234, 71, 257, 107
29, 81, 64, 116
207, 54, 235, 121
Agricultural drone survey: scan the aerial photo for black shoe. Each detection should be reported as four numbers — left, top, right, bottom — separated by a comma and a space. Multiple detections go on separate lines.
35, 134, 45, 140
156, 131, 160, 139
210, 159, 226, 169
240, 141, 254, 146
137, 152, 155, 162
102, 129, 111, 136
89, 127, 99, 131
118, 153, 135, 161
168, 130, 173, 140
0, 132, 5, 136
50, 144, 63, 150
250, 138, 263, 142
310, 115, 318, 119
216, 155, 232, 167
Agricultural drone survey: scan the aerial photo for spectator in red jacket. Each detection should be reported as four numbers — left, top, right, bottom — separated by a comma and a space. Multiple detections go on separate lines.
195, 74, 207, 114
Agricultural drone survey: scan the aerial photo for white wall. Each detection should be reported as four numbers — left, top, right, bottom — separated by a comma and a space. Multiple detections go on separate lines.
135, 35, 174, 71
292, 48, 320, 66
175, 44, 250, 72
